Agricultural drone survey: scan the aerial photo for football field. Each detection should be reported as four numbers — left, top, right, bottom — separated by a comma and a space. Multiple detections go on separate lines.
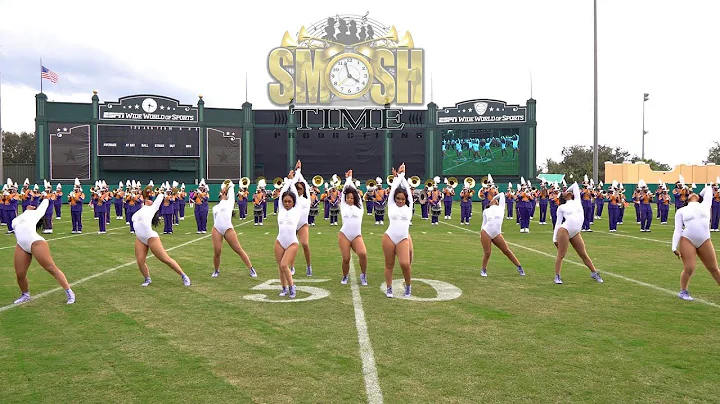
442, 148, 519, 176
1, 203, 720, 403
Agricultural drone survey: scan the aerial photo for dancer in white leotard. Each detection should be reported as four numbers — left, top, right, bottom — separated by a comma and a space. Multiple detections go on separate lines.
132, 185, 191, 288
11, 197, 75, 305
290, 160, 313, 277
276, 171, 302, 298
211, 180, 257, 279
479, 193, 525, 277
338, 170, 369, 286
381, 163, 415, 298
552, 182, 603, 284
671, 185, 720, 301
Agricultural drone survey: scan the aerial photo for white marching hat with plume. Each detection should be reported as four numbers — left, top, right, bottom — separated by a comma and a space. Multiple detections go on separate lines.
56, 183, 62, 190
6, 178, 13, 187
118, 181, 123, 188
23, 178, 30, 186
172, 181, 179, 189
376, 176, 382, 185
33, 184, 39, 191
75, 178, 81, 186
148, 180, 155, 187
181, 183, 186, 189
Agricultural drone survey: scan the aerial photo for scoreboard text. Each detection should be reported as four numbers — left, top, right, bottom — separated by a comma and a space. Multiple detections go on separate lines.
97, 125, 200, 157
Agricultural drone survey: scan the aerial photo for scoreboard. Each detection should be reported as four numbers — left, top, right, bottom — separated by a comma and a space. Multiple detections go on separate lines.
97, 125, 200, 157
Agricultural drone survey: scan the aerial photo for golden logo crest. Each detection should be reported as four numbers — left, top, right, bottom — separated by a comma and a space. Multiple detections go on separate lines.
268, 13, 423, 106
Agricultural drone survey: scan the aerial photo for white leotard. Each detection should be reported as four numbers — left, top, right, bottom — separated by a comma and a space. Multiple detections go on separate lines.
277, 177, 301, 249
553, 183, 583, 242
672, 185, 713, 250
340, 177, 364, 241
385, 173, 413, 245
213, 184, 235, 235
294, 169, 311, 230
12, 198, 49, 253
133, 193, 164, 246
481, 193, 505, 239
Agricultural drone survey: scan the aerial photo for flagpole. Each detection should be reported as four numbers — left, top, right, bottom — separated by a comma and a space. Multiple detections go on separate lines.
40, 57, 43, 93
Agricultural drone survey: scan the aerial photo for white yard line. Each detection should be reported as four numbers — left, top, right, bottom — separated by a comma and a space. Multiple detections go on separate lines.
0, 221, 254, 312
349, 260, 383, 404
0, 226, 125, 250
437, 220, 720, 309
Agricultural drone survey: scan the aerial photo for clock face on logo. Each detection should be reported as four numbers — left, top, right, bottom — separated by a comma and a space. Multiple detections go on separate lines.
142, 98, 157, 113
326, 54, 373, 99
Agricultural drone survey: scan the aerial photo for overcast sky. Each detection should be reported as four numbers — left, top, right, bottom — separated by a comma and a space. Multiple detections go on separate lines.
1, 0, 718, 167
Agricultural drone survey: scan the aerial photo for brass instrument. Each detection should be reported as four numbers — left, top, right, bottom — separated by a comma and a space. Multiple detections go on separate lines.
464, 177, 476, 189
240, 177, 251, 188
447, 177, 458, 189
273, 177, 284, 189
387, 175, 395, 185
366, 179, 377, 188
312, 175, 324, 187
409, 176, 421, 188
418, 191, 427, 205
424, 178, 434, 188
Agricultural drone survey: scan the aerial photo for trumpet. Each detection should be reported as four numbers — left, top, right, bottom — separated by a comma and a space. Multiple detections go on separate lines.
409, 176, 421, 188
464, 177, 476, 189
312, 175, 324, 187
273, 177, 284, 189
447, 177, 458, 188
240, 177, 251, 188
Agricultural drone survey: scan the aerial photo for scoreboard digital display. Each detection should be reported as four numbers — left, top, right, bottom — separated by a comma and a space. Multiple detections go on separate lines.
97, 125, 200, 157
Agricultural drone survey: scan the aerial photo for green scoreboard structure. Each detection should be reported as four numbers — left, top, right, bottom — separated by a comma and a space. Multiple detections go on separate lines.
34, 92, 536, 198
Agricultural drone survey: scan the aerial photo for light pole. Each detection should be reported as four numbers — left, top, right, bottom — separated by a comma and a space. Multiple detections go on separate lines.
592, 0, 598, 183
642, 93, 649, 160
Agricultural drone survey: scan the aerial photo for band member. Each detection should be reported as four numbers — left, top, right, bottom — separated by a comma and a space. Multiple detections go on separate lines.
171, 183, 180, 225
505, 183, 515, 219
123, 180, 131, 223
41, 181, 56, 234
309, 188, 319, 226
260, 183, 269, 219
20, 179, 32, 212
421, 183, 431, 219
538, 182, 549, 224
2, 179, 19, 233
178, 183, 187, 220
712, 182, 720, 232
11, 197, 75, 305
581, 181, 593, 232
365, 183, 375, 216
95, 181, 111, 234
160, 182, 175, 234
480, 193, 526, 277
237, 185, 248, 219
632, 187, 642, 224
672, 185, 720, 300
126, 182, 143, 234
673, 181, 689, 211
374, 180, 387, 225
133, 185, 191, 288
382, 164, 414, 298
638, 182, 653, 232
69, 178, 85, 233
553, 182, 604, 284
460, 186, 473, 225
322, 185, 330, 220
338, 170, 368, 285
113, 182, 124, 219
210, 180, 257, 278
289, 161, 313, 277
655, 184, 663, 219
429, 185, 442, 225
550, 184, 560, 226
91, 183, 98, 220
53, 183, 63, 219
618, 184, 626, 224
443, 179, 455, 219
253, 188, 265, 226
275, 172, 301, 298
595, 186, 605, 219
329, 186, 340, 226
517, 183, 534, 233
607, 187, 621, 232
194, 179, 209, 233
272, 186, 281, 215
658, 186, 671, 224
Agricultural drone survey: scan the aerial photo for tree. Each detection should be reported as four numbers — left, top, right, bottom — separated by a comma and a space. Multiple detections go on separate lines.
1, 131, 36, 164
631, 157, 672, 171
704, 141, 720, 164
548, 145, 631, 181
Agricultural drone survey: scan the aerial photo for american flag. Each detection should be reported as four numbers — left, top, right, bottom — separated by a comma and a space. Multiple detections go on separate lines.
41, 65, 59, 83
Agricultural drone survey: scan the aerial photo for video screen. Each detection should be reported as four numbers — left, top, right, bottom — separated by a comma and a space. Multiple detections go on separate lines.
441, 128, 520, 176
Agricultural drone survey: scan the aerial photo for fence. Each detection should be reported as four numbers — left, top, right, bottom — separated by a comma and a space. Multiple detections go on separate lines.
2, 164, 36, 185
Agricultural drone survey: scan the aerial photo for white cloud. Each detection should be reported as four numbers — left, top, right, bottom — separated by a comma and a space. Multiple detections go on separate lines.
1, 0, 718, 166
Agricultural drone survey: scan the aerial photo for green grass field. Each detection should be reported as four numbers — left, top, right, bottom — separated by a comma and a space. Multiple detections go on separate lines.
2, 203, 720, 403
442, 147, 519, 176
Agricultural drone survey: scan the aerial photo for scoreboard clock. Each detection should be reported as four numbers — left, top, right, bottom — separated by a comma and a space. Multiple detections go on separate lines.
97, 125, 200, 157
